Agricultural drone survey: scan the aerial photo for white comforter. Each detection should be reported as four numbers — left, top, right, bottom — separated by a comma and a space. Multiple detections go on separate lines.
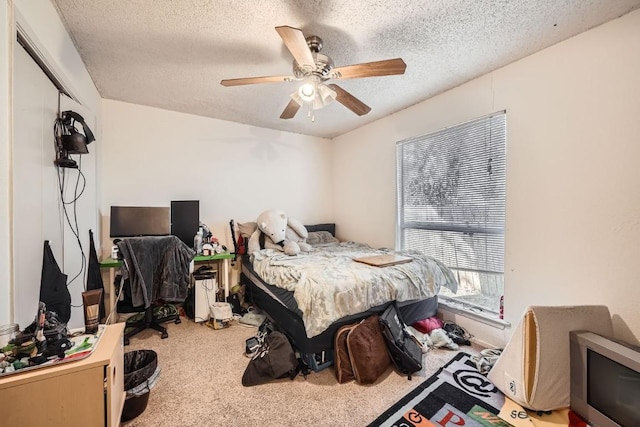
251, 241, 457, 338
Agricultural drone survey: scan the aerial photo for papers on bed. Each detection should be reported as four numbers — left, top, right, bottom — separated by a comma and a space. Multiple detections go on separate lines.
353, 254, 413, 267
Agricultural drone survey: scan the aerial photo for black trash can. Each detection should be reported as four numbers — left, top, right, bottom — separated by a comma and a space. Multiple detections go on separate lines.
121, 349, 159, 422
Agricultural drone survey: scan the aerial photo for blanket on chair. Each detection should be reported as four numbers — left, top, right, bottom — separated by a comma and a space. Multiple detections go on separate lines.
117, 235, 195, 307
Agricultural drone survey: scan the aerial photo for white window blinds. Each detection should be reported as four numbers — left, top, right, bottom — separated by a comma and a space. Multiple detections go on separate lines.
396, 112, 506, 275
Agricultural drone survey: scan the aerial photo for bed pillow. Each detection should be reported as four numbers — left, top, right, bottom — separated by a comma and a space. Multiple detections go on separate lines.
237, 222, 257, 239
306, 230, 339, 245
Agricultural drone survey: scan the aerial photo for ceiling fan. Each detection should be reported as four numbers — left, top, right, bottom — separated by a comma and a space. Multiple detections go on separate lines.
220, 26, 406, 121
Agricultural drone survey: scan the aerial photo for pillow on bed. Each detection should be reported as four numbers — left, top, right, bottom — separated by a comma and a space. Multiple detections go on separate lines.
237, 222, 257, 239
306, 230, 339, 245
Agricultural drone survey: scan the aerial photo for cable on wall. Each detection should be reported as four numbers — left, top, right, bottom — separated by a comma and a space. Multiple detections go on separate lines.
53, 96, 94, 309
55, 157, 87, 307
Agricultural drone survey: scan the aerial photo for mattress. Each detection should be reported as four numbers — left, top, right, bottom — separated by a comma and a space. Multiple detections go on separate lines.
242, 255, 439, 354
249, 241, 456, 338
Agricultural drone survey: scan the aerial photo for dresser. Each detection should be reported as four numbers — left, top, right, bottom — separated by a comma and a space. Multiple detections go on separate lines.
0, 323, 125, 427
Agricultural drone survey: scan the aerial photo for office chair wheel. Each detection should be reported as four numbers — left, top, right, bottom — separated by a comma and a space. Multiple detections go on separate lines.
174, 318, 181, 324
161, 331, 168, 339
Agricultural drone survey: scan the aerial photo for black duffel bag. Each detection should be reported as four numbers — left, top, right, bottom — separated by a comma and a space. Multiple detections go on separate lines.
241, 331, 298, 386
379, 302, 423, 380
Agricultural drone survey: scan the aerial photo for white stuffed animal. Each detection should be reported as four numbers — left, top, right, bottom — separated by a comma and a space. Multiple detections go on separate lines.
248, 209, 312, 256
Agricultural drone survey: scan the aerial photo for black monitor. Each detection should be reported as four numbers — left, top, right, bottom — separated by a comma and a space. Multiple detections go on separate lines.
109, 206, 170, 238
170, 200, 199, 247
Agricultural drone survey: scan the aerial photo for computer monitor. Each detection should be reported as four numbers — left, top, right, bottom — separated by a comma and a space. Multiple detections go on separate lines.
109, 206, 170, 238
170, 200, 199, 247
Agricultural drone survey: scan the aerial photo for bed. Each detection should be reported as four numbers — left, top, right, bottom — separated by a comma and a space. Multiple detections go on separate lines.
238, 223, 457, 366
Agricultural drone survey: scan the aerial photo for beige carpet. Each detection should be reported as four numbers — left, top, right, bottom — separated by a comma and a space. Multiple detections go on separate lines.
122, 318, 479, 427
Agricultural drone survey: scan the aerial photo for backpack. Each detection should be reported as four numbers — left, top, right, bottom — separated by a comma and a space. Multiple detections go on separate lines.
379, 303, 423, 380
241, 331, 299, 386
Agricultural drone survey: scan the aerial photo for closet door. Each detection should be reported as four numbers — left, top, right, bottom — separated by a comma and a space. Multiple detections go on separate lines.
13, 40, 99, 329
13, 41, 63, 329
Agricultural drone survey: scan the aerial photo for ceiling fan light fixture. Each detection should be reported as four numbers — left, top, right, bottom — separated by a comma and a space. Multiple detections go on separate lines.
298, 81, 316, 101
291, 81, 336, 113
314, 83, 337, 109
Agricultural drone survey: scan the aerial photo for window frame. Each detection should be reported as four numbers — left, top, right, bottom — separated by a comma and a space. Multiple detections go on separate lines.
395, 111, 508, 324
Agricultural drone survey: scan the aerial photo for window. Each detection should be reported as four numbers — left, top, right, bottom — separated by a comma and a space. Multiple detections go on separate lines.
396, 112, 506, 319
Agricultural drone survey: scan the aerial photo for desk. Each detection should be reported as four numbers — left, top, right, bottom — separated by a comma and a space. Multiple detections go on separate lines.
193, 252, 235, 300
100, 252, 235, 320
99, 256, 123, 320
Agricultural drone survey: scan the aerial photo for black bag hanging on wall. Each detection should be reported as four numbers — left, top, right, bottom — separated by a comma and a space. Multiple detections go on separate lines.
86, 230, 106, 320
40, 240, 72, 323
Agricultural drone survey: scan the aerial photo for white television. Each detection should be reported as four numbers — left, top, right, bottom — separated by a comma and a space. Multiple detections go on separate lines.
570, 331, 640, 426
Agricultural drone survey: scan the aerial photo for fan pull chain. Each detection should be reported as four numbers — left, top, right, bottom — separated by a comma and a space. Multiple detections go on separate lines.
307, 104, 315, 123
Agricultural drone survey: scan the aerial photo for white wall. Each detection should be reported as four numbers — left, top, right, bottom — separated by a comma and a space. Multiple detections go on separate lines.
13, 0, 101, 112
100, 99, 334, 262
333, 9, 640, 347
1, 0, 102, 329
0, 0, 13, 325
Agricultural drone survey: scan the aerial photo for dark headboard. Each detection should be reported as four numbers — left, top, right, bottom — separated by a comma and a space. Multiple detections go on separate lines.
304, 223, 336, 237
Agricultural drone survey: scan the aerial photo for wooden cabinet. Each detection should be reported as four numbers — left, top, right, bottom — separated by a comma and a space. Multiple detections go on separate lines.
0, 323, 125, 427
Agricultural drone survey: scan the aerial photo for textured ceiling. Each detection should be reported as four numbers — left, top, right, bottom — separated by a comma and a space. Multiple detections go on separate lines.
52, 0, 640, 139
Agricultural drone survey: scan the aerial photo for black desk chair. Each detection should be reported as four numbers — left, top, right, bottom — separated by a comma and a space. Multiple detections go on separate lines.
123, 304, 181, 345
116, 235, 194, 345
115, 276, 183, 345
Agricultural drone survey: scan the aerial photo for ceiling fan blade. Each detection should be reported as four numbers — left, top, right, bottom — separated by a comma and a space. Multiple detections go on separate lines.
220, 75, 294, 87
275, 26, 315, 69
327, 84, 371, 116
280, 99, 301, 119
330, 58, 406, 80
